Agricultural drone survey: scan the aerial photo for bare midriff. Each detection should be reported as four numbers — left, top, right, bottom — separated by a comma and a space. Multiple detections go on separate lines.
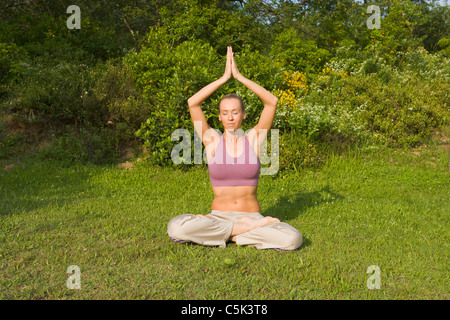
211, 185, 260, 213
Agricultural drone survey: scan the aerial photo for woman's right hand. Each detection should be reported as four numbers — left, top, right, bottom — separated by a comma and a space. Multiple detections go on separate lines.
188, 46, 233, 109
222, 46, 232, 81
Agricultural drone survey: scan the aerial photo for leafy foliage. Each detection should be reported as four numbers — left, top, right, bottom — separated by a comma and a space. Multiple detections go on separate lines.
0, 0, 449, 168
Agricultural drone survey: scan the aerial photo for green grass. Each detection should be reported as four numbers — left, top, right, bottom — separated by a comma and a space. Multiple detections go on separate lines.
0, 143, 449, 300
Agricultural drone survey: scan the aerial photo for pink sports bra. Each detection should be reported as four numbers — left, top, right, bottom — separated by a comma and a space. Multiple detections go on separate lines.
208, 134, 260, 187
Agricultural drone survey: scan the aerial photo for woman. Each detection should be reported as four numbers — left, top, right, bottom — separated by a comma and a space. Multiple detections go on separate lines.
167, 47, 302, 250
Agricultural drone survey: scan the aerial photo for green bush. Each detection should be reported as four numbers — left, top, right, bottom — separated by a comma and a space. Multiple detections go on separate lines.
271, 28, 331, 73
126, 33, 450, 167
278, 130, 324, 173
126, 32, 222, 165
38, 126, 120, 166
0, 42, 29, 98
6, 61, 106, 127
92, 61, 148, 141
437, 38, 450, 56
398, 46, 450, 81
272, 45, 450, 151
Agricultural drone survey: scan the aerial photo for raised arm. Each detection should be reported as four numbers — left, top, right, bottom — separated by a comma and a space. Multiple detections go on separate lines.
230, 50, 278, 132
188, 46, 233, 142
229, 48, 277, 156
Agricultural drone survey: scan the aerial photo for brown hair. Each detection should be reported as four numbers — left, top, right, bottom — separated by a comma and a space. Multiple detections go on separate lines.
218, 94, 245, 113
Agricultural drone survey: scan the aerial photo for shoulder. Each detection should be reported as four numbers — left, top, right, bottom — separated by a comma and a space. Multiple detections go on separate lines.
203, 128, 222, 146
204, 129, 222, 161
245, 128, 268, 158
246, 127, 269, 146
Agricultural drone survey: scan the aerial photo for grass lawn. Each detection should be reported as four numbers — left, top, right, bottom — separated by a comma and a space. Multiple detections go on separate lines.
0, 143, 449, 300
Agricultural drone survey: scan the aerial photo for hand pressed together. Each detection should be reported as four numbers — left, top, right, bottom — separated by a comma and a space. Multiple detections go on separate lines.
222, 46, 242, 82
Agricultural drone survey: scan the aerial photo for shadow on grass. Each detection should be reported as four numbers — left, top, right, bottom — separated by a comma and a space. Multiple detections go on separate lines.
262, 185, 345, 249
262, 185, 344, 219
0, 160, 97, 216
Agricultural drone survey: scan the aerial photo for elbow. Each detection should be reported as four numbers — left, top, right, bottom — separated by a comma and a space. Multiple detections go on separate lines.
187, 97, 196, 108
269, 92, 278, 107
273, 97, 279, 106
268, 96, 278, 108
187, 97, 201, 109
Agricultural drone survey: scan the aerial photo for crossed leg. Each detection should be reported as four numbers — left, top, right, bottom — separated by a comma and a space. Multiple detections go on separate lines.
197, 214, 280, 242
168, 212, 301, 250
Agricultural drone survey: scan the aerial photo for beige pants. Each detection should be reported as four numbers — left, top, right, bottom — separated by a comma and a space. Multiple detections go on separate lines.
167, 210, 302, 251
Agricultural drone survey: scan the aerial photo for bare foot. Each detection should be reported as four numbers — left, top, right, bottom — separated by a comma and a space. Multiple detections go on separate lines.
231, 215, 280, 240
239, 216, 280, 229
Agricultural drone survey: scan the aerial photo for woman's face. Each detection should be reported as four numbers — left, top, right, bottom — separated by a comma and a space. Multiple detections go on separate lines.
218, 98, 246, 131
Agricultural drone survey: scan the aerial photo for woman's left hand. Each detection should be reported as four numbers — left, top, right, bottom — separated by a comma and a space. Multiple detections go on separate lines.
230, 47, 242, 80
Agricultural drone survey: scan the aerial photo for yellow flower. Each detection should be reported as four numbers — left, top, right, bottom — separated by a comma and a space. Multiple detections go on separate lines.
284, 71, 307, 92
275, 71, 309, 112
